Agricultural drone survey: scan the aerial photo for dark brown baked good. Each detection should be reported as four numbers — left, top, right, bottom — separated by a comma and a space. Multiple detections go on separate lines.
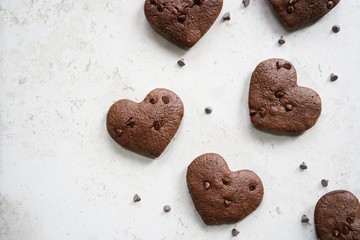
106, 88, 184, 158
268, 0, 341, 30
144, 0, 223, 48
186, 153, 264, 225
248, 58, 321, 133
315, 190, 360, 240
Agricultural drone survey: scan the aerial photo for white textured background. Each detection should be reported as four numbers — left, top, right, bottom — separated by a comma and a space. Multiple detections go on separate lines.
1, 0, 360, 239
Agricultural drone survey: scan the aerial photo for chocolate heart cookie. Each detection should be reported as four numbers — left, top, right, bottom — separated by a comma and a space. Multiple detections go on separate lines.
106, 88, 184, 158
268, 0, 341, 30
186, 153, 264, 225
248, 58, 321, 133
144, 0, 223, 48
315, 190, 360, 240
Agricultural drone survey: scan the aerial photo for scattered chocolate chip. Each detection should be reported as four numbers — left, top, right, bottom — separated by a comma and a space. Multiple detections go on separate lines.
285, 104, 293, 111
342, 226, 349, 235
163, 204, 171, 212
204, 181, 211, 189
282, 63, 292, 70
249, 109, 257, 116
157, 4, 164, 12
242, 0, 250, 8
178, 14, 186, 23
222, 12, 230, 21
249, 183, 256, 191
150, 98, 157, 104
222, 177, 231, 185
332, 229, 340, 237
153, 121, 161, 131
194, 0, 203, 5
224, 199, 232, 207
321, 179, 329, 187
232, 228, 240, 237
133, 194, 141, 202
275, 91, 284, 98
332, 25, 340, 33
286, 6, 295, 14
278, 36, 286, 45
162, 96, 170, 104
330, 73, 338, 82
301, 214, 310, 223
205, 106, 213, 114
327, 1, 334, 9
150, 0, 157, 4
177, 58, 185, 67
299, 162, 308, 170
347, 216, 355, 224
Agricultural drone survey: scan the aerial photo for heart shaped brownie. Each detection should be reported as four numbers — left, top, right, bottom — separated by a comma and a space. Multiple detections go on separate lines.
268, 0, 341, 30
248, 58, 321, 133
186, 153, 264, 225
106, 88, 184, 158
315, 190, 360, 240
144, 0, 223, 48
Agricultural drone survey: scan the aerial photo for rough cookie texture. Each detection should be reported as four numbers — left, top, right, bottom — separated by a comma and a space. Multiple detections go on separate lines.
315, 190, 360, 240
106, 88, 184, 158
186, 153, 264, 225
144, 0, 223, 48
268, 0, 341, 30
248, 58, 321, 133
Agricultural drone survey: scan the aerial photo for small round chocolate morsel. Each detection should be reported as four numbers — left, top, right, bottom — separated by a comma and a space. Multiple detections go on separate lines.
178, 14, 186, 23
133, 194, 141, 202
342, 226, 349, 235
330, 73, 338, 82
282, 63, 292, 70
232, 228, 240, 236
224, 199, 232, 207
285, 104, 293, 111
150, 97, 157, 104
222, 12, 230, 21
162, 96, 170, 104
150, 0, 157, 4
249, 109, 257, 116
278, 36, 286, 45
205, 106, 213, 114
242, 0, 250, 8
332, 229, 340, 237
299, 162, 308, 170
249, 183, 256, 191
301, 214, 310, 223
157, 4, 164, 12
327, 1, 334, 9
204, 181, 211, 189
177, 58, 185, 67
163, 205, 171, 212
321, 179, 329, 187
275, 91, 284, 98
153, 121, 161, 130
222, 177, 231, 185
194, 0, 203, 5
286, 6, 295, 14
332, 25, 340, 33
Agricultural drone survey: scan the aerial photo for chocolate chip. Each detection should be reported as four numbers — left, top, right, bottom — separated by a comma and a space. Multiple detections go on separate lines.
178, 14, 186, 23
342, 226, 349, 235
150, 97, 157, 104
163, 205, 171, 212
332, 229, 340, 237
222, 12, 230, 21
286, 6, 295, 14
249, 183, 256, 191
115, 129, 123, 137
299, 162, 308, 170
204, 181, 211, 189
150, 0, 157, 4
275, 91, 284, 98
249, 109, 257, 116
177, 58, 185, 67
332, 25, 340, 33
242, 0, 250, 8
321, 179, 329, 187
194, 0, 203, 5
282, 63, 291, 70
153, 121, 161, 130
133, 194, 141, 202
301, 214, 310, 223
205, 106, 213, 114
126, 117, 135, 128
347, 216, 354, 224
330, 73, 338, 82
285, 104, 293, 111
162, 96, 170, 104
222, 177, 231, 185
278, 36, 286, 45
327, 1, 334, 9
232, 228, 240, 236
224, 199, 232, 207
157, 4, 164, 12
